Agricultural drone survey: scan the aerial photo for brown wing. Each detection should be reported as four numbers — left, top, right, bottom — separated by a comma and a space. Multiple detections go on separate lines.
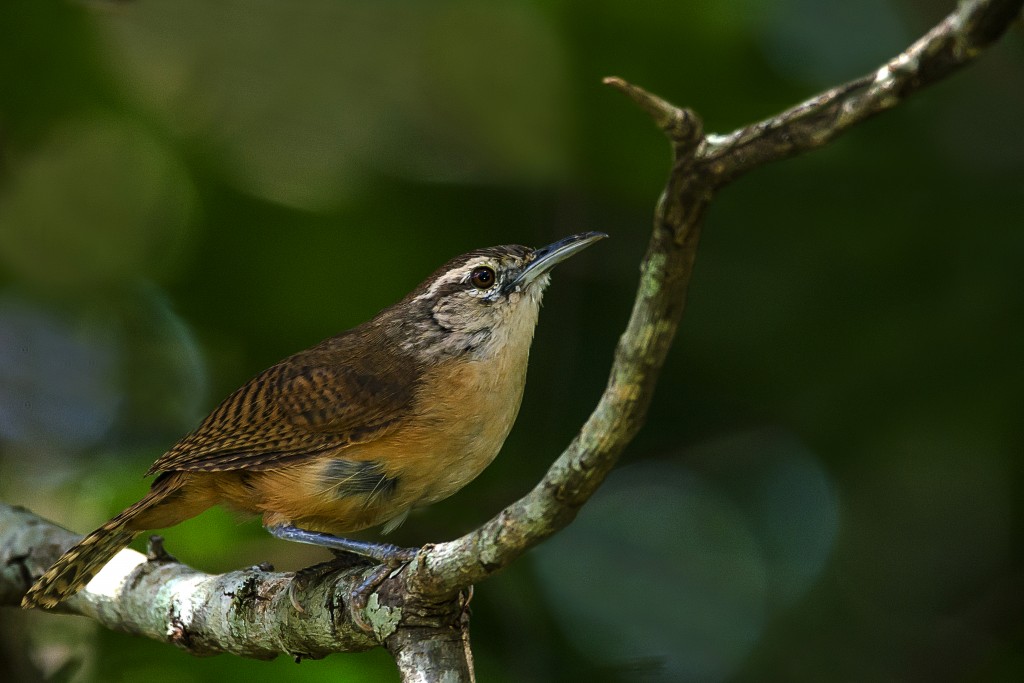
147, 329, 419, 474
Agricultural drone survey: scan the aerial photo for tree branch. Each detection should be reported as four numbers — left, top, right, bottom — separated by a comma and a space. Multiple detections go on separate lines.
404, 0, 1023, 598
695, 0, 1024, 186
4, 0, 1020, 679
1, 503, 387, 659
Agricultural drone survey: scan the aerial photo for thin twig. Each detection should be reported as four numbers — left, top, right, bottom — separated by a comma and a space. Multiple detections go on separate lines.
699, 0, 1024, 185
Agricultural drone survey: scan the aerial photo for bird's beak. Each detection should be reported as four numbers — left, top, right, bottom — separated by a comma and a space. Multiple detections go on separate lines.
508, 231, 608, 290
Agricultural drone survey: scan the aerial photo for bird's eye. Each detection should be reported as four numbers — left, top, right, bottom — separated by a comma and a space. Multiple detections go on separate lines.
470, 266, 496, 289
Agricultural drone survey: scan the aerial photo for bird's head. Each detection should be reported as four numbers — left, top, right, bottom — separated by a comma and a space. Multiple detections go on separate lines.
393, 231, 607, 359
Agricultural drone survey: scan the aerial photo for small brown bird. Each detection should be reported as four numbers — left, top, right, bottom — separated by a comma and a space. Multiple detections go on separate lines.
22, 231, 606, 609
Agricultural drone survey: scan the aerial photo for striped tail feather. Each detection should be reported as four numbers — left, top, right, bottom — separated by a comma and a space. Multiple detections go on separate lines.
21, 524, 140, 609
22, 475, 183, 609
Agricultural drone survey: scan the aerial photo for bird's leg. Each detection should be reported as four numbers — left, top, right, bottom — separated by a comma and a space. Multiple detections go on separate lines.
265, 524, 419, 563
266, 524, 419, 621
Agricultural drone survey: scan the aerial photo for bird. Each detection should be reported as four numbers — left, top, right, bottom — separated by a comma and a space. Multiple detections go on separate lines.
22, 231, 607, 610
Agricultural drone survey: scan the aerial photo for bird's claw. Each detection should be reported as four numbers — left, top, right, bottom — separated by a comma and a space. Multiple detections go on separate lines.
288, 551, 369, 613
349, 551, 419, 635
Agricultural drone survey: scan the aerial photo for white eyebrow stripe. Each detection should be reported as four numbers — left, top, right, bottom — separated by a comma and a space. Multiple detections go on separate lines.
411, 256, 495, 303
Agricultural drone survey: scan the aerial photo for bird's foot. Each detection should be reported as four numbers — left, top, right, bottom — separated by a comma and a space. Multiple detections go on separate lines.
266, 524, 419, 623
288, 550, 370, 613
349, 555, 418, 635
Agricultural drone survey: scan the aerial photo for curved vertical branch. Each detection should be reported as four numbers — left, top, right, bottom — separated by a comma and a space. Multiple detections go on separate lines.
406, 0, 1024, 598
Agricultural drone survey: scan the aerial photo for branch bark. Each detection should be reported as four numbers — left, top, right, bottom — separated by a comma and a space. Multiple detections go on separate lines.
0, 503, 383, 659
3, 0, 1021, 679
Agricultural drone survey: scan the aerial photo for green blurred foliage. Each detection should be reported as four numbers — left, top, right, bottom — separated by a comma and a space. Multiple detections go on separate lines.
1, 0, 1022, 681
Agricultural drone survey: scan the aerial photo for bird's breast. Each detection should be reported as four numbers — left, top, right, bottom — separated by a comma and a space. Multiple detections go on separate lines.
399, 348, 530, 505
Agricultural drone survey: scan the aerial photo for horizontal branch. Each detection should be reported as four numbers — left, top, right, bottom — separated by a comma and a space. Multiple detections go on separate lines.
1, 503, 395, 660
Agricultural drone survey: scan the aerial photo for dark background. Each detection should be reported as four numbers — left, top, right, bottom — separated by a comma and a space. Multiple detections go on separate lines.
1, 1, 1022, 681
